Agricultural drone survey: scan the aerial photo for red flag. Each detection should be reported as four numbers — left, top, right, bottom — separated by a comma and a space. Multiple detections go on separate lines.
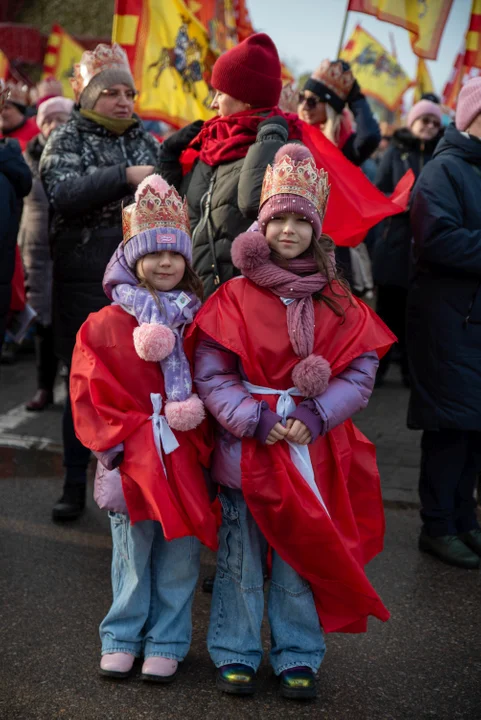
301, 124, 413, 247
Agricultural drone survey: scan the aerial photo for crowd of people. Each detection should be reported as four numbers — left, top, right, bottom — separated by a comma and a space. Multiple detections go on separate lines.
1, 29, 480, 699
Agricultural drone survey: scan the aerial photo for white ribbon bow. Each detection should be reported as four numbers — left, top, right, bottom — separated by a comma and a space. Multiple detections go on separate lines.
149, 393, 179, 476
243, 381, 330, 517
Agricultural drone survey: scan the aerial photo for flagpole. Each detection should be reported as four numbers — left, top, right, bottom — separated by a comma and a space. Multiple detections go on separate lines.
337, 1, 350, 58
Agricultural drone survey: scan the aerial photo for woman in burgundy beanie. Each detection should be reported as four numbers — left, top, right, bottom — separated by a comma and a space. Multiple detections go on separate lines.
157, 32, 303, 299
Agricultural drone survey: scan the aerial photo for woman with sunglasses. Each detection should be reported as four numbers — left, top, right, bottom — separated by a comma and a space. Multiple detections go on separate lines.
298, 60, 380, 167
372, 99, 443, 388
40, 44, 163, 522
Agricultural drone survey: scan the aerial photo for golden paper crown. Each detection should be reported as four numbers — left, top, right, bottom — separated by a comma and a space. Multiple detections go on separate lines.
0, 80, 10, 112
4, 80, 29, 107
71, 43, 132, 101
122, 183, 191, 244
311, 60, 354, 102
260, 152, 330, 221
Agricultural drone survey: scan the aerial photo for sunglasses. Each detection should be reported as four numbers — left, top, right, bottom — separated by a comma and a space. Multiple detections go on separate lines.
420, 116, 440, 128
298, 93, 320, 110
100, 88, 138, 101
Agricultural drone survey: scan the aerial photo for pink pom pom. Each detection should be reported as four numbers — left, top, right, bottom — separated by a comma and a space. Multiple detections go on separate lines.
133, 323, 176, 362
292, 354, 331, 397
165, 394, 205, 431
274, 143, 314, 164
231, 231, 270, 271
135, 173, 170, 202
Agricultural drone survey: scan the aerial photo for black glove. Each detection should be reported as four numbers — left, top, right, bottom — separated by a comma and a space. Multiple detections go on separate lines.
256, 115, 289, 143
161, 119, 204, 159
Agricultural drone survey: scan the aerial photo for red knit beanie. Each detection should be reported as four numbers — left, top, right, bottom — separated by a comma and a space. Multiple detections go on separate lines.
211, 33, 282, 108
456, 77, 481, 131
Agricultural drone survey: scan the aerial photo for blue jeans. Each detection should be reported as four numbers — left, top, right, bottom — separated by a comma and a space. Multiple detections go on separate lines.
208, 488, 326, 675
100, 513, 200, 660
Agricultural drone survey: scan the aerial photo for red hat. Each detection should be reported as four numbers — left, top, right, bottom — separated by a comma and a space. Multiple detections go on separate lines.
211, 33, 282, 108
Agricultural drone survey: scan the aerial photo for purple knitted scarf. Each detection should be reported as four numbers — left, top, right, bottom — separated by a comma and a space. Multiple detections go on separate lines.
112, 284, 201, 402
242, 255, 330, 358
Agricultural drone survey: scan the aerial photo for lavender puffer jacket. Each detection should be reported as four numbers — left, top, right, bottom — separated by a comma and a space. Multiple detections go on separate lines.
194, 331, 379, 490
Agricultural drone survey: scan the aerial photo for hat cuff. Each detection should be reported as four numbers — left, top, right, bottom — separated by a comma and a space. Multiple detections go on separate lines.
258, 194, 322, 240
304, 78, 345, 113
80, 68, 135, 110
124, 228, 192, 269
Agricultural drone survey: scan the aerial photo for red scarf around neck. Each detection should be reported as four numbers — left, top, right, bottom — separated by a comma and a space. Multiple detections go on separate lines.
188, 107, 303, 167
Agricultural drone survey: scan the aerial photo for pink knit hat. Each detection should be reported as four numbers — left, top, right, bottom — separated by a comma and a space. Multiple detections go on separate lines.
36, 96, 74, 130
407, 99, 442, 129
455, 77, 481, 131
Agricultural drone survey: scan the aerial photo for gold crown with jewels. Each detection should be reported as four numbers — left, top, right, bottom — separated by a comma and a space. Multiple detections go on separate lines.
71, 43, 133, 101
122, 183, 191, 243
260, 152, 330, 220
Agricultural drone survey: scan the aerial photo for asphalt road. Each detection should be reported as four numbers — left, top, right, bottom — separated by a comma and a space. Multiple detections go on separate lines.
1, 475, 480, 720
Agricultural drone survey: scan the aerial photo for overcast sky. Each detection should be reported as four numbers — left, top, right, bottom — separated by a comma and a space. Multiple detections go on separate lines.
249, 0, 472, 99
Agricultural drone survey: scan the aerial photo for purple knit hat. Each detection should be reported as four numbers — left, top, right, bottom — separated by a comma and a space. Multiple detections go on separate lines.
406, 99, 442, 129
123, 174, 192, 269
456, 77, 481, 131
258, 144, 327, 240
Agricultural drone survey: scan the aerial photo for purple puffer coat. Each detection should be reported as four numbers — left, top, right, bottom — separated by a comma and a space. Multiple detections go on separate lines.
194, 331, 379, 490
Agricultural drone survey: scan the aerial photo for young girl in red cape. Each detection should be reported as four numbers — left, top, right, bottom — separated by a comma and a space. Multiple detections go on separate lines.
186, 144, 395, 700
70, 174, 218, 683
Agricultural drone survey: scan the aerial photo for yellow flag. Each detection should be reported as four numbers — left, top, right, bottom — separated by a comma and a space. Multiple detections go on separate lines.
113, 0, 215, 127
42, 25, 85, 99
341, 25, 412, 111
347, 0, 454, 60
413, 58, 435, 103
0, 50, 9, 80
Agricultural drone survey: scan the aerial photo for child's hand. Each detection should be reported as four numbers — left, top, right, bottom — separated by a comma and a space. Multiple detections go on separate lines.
285, 418, 312, 445
266, 422, 289, 446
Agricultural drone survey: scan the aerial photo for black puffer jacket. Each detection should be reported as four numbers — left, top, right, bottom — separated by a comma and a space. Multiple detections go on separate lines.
341, 95, 380, 167
407, 124, 481, 431
158, 117, 294, 298
40, 110, 161, 361
0, 139, 32, 353
372, 128, 441, 288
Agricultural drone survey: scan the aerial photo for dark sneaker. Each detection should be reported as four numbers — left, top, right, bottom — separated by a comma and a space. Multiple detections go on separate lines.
458, 528, 481, 558
419, 531, 480, 569
216, 664, 256, 695
279, 666, 317, 700
52, 485, 86, 521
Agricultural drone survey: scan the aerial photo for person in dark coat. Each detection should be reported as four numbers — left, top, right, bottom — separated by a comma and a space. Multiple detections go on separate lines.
40, 44, 162, 521
373, 99, 443, 386
0, 81, 32, 355
19, 97, 74, 411
407, 77, 481, 569
157, 33, 302, 299
298, 59, 380, 283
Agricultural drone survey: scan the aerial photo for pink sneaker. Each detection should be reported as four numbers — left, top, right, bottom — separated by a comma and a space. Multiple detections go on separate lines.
99, 652, 135, 678
141, 657, 178, 683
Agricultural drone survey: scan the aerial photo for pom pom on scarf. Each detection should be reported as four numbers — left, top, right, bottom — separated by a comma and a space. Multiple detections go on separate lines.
231, 231, 270, 271
133, 323, 176, 362
292, 354, 331, 397
165, 394, 205, 431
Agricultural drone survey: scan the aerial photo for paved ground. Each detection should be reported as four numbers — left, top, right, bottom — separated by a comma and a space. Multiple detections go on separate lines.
1, 353, 480, 719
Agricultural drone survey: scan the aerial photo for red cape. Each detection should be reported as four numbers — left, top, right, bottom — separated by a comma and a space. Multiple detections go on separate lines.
186, 279, 395, 633
71, 305, 218, 551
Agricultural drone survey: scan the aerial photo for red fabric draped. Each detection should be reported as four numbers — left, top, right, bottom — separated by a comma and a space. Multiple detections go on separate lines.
10, 246, 25, 312
186, 278, 395, 633
70, 305, 218, 551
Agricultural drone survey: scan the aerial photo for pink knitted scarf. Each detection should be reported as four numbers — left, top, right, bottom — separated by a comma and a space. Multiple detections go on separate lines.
241, 254, 328, 358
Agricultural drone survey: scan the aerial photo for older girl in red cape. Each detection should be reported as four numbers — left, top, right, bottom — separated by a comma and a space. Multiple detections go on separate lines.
186, 144, 395, 700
